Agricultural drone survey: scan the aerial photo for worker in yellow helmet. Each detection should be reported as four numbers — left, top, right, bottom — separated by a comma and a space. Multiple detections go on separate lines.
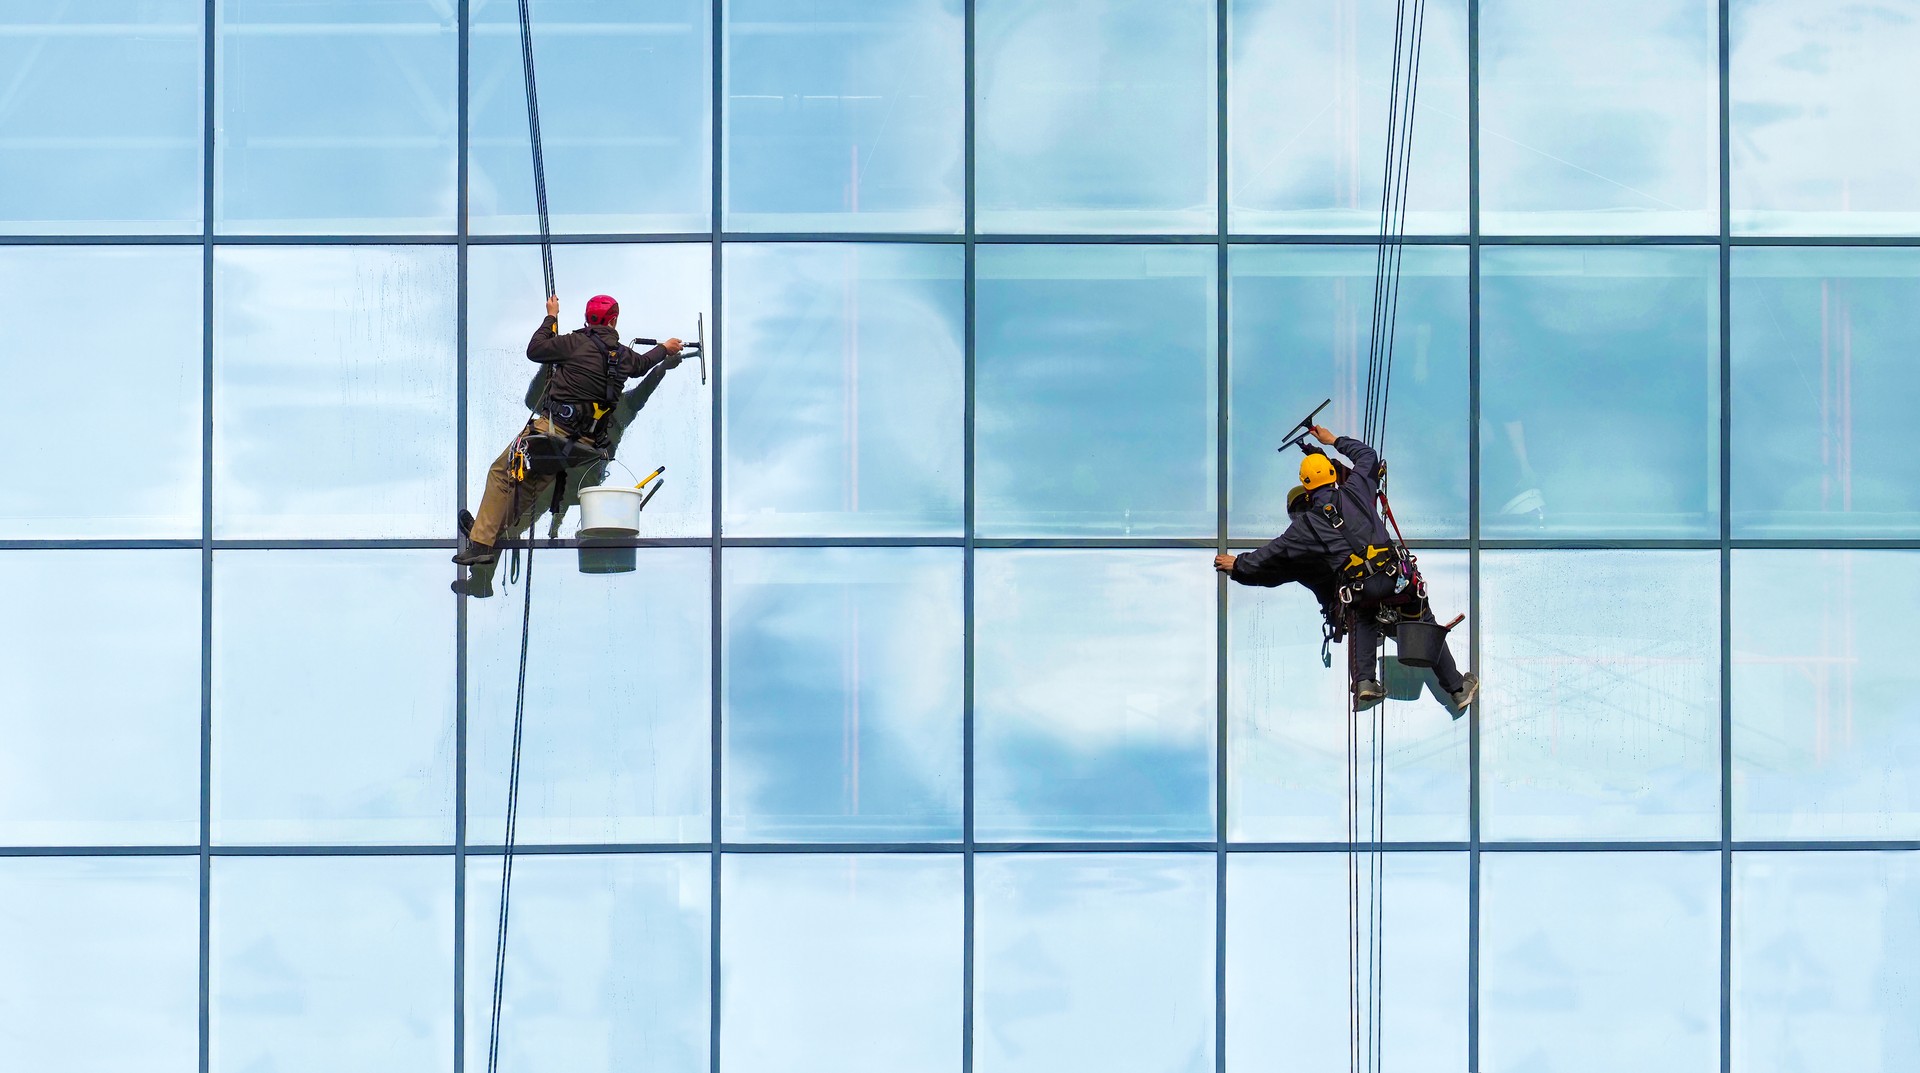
1216, 423, 1479, 715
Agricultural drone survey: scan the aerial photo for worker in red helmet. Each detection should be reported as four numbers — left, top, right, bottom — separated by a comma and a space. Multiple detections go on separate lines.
455, 294, 684, 568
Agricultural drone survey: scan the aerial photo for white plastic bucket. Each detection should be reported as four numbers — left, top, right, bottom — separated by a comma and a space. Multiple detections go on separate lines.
577, 485, 643, 535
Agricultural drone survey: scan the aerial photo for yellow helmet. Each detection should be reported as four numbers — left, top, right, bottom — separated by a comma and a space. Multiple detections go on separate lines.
1299, 453, 1337, 490
1285, 484, 1310, 514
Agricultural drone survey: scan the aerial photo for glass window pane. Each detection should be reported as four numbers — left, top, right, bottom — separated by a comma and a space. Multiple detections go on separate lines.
975, 551, 1215, 841
213, 551, 454, 845
216, 0, 456, 234
0, 857, 198, 1072
1482, 551, 1721, 841
214, 245, 456, 539
723, 0, 963, 233
1480, 247, 1720, 538
1731, 248, 1920, 535
467, 243, 712, 539
1228, 552, 1470, 843
0, 3, 202, 233
976, 246, 1216, 538
975, 0, 1216, 234
1481, 852, 1720, 1073
1480, 0, 1719, 234
0, 551, 200, 846
722, 244, 964, 536
1733, 551, 1920, 840
466, 854, 709, 1073
722, 854, 961, 1073
469, 549, 710, 845
1227, 853, 1467, 1073
212, 856, 453, 1073
469, 0, 711, 235
1228, 246, 1468, 539
0, 247, 202, 538
1228, 0, 1469, 234
1732, 0, 1920, 236
1734, 852, 1920, 1073
975, 853, 1214, 1073
722, 548, 962, 842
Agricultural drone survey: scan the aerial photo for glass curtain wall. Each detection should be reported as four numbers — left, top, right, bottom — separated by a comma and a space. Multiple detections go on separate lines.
3, 1, 1919, 1071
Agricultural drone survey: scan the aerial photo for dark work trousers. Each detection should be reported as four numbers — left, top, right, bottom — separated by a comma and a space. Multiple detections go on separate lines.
1347, 594, 1467, 695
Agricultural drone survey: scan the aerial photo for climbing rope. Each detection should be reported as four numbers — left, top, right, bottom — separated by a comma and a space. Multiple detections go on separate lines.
485, 529, 535, 1073
486, 2, 559, 1070
516, 0, 555, 298
1349, 2, 1427, 1071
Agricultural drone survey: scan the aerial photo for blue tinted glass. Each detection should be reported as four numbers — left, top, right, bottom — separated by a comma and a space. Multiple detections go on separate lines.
975, 0, 1216, 234
469, 549, 710, 845
1481, 551, 1721, 841
1732, 249, 1920, 535
722, 244, 964, 536
1734, 852, 1920, 1073
975, 551, 1215, 842
216, 0, 456, 234
1228, 0, 1469, 234
212, 856, 453, 1073
1481, 852, 1719, 1073
1227, 853, 1467, 1072
1734, 551, 1920, 840
1732, 0, 1920, 236
0, 552, 200, 846
0, 247, 201, 538
1480, 0, 1719, 234
722, 548, 962, 842
724, 0, 964, 233
1228, 553, 1470, 842
722, 855, 962, 1073
0, 3, 202, 233
466, 854, 709, 1073
467, 243, 713, 538
975, 853, 1214, 1073
1480, 247, 1720, 538
1229, 246, 1469, 539
976, 246, 1216, 538
212, 551, 454, 846
469, 0, 711, 235
214, 245, 457, 539
0, 857, 198, 1072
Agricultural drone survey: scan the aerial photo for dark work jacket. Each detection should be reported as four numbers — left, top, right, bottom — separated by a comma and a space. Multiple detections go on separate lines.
525, 317, 676, 409
1235, 435, 1390, 578
1228, 550, 1341, 622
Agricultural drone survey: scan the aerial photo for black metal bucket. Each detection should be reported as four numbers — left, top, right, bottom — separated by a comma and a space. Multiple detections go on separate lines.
1394, 620, 1448, 668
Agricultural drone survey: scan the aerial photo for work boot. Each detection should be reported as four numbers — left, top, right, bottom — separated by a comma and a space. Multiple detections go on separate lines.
1449, 672, 1481, 716
450, 573, 495, 599
1354, 679, 1387, 704
452, 540, 498, 566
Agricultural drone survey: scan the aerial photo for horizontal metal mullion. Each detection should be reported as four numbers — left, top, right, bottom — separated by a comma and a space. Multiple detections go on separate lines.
13, 231, 1920, 248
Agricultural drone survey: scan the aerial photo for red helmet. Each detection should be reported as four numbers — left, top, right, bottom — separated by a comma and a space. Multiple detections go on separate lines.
584, 295, 619, 325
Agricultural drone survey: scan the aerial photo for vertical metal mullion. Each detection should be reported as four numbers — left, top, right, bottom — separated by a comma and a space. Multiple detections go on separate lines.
1212, 1, 1230, 1071
453, 3, 471, 1071
961, 2, 978, 1070
709, 3, 726, 1072
1465, 2, 1482, 1071
199, 2, 217, 1071
1717, 2, 1735, 1071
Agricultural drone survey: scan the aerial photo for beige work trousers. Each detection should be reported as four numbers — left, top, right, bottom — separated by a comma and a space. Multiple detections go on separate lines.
469, 416, 594, 547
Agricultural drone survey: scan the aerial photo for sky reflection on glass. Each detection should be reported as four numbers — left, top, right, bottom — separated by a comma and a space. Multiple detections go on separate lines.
723, 548, 963, 843
975, 550, 1215, 841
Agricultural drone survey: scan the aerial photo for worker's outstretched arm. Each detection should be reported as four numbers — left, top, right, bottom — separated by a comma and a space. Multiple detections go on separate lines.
527, 295, 566, 363
1313, 423, 1380, 489
618, 338, 682, 379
